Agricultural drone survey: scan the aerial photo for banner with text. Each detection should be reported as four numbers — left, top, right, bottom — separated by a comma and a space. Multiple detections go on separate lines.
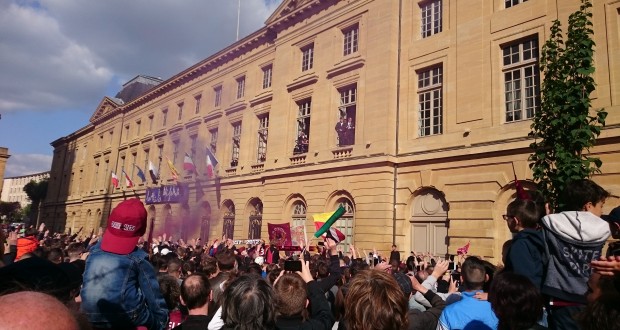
145, 183, 189, 204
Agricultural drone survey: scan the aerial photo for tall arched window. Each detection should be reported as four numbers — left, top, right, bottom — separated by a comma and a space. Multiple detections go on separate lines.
335, 198, 354, 251
292, 201, 307, 228
248, 199, 263, 239
222, 201, 235, 239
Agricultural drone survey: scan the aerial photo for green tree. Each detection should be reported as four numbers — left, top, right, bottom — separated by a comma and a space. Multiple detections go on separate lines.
529, 0, 606, 211
0, 201, 22, 223
23, 179, 48, 225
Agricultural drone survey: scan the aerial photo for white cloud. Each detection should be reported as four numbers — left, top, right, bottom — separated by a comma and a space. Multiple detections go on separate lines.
4, 154, 53, 177
0, 0, 282, 114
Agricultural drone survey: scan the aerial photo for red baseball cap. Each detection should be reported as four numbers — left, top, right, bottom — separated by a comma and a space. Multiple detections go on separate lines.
101, 198, 147, 254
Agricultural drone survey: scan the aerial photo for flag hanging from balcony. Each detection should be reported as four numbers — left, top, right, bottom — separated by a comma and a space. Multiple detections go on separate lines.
183, 153, 196, 174
205, 148, 219, 179
268, 223, 292, 247
148, 160, 159, 184
111, 171, 119, 189
134, 164, 147, 183
165, 156, 180, 181
313, 205, 346, 243
122, 169, 134, 188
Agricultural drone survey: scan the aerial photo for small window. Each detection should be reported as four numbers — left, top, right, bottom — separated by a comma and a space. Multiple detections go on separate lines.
421, 0, 442, 38
417, 66, 443, 136
177, 102, 184, 121
502, 37, 540, 122
301, 44, 314, 72
505, 0, 528, 9
162, 109, 168, 126
294, 99, 311, 155
214, 86, 222, 107
343, 24, 359, 56
257, 115, 269, 163
231, 122, 242, 166
262, 65, 273, 89
236, 77, 245, 99
148, 115, 154, 131
194, 95, 202, 114
210, 129, 218, 153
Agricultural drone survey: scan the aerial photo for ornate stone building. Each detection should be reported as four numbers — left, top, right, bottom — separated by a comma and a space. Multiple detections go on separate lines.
41, 0, 620, 263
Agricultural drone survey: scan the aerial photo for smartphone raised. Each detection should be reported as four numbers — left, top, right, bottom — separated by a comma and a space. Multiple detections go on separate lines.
284, 260, 302, 272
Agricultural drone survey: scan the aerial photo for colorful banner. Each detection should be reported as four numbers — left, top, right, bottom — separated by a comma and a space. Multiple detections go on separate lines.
145, 183, 189, 204
268, 223, 292, 247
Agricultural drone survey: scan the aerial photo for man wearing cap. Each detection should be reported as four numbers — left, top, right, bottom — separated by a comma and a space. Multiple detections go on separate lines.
80, 198, 169, 330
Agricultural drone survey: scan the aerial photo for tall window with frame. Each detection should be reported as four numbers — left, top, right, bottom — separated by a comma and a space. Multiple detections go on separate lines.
257, 115, 269, 163
173, 140, 180, 164
335, 198, 354, 252
236, 76, 245, 99
417, 66, 443, 136
291, 201, 306, 229
136, 120, 141, 137
301, 44, 314, 72
505, 0, 528, 9
190, 135, 198, 159
343, 24, 359, 56
143, 149, 150, 175
337, 85, 357, 146
162, 109, 168, 127
503, 37, 540, 122
194, 95, 202, 114
231, 122, 242, 167
420, 0, 442, 38
262, 65, 272, 89
158, 144, 164, 175
214, 86, 222, 108
210, 129, 218, 153
148, 115, 154, 132
294, 99, 311, 155
177, 102, 184, 121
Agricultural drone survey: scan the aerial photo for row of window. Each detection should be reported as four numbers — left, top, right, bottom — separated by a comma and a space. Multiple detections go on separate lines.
417, 36, 539, 136
420, 0, 530, 39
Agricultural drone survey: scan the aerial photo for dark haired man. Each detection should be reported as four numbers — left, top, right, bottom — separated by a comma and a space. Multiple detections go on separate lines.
208, 248, 237, 317
502, 198, 545, 290
541, 179, 611, 330
437, 256, 498, 330
173, 274, 212, 330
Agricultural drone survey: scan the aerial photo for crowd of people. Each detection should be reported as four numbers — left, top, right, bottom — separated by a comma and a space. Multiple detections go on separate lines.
0, 178, 619, 329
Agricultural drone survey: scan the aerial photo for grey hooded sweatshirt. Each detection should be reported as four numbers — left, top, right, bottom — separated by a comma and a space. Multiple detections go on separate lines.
541, 211, 610, 304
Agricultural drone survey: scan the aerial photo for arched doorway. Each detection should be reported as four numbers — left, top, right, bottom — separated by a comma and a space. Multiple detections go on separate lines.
222, 200, 235, 239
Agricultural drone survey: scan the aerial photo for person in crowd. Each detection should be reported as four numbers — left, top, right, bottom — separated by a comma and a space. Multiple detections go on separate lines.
577, 271, 620, 330
488, 271, 546, 330
16, 227, 39, 261
502, 199, 546, 290
540, 179, 611, 330
602, 206, 620, 256
219, 274, 276, 330
173, 274, 213, 330
437, 256, 498, 330
273, 258, 334, 329
390, 244, 401, 264
335, 117, 346, 146
80, 198, 169, 330
209, 248, 237, 318
158, 274, 183, 329
167, 257, 183, 285
344, 269, 409, 330
392, 271, 446, 330
0, 291, 81, 330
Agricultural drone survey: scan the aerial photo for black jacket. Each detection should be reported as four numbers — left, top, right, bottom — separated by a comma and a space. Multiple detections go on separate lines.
504, 228, 545, 291
407, 289, 446, 330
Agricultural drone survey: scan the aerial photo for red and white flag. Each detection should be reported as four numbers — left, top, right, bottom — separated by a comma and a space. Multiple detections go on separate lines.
122, 169, 134, 188
183, 153, 196, 174
205, 148, 219, 179
111, 172, 119, 189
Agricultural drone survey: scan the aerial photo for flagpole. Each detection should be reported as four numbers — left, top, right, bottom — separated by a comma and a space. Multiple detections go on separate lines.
236, 0, 241, 41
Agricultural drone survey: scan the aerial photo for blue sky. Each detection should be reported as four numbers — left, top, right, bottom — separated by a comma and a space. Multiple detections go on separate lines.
0, 0, 282, 177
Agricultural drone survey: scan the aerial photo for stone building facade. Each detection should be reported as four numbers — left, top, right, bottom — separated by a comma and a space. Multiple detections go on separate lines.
41, 0, 620, 263
1, 171, 50, 207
